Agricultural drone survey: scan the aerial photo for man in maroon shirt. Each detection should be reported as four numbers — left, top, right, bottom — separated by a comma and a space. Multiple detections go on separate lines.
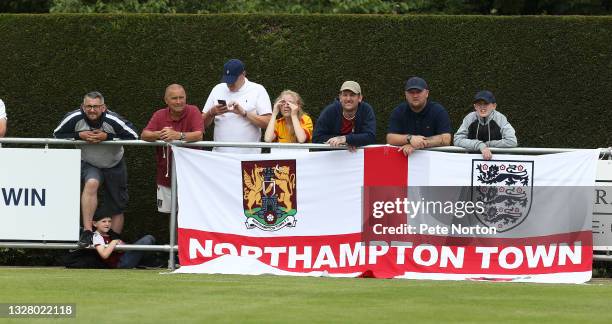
141, 84, 204, 213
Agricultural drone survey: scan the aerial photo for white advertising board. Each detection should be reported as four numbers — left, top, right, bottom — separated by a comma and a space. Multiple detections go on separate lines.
0, 148, 80, 241
594, 159, 612, 251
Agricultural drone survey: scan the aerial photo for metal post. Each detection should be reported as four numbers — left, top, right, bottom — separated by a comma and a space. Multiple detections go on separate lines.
168, 144, 178, 270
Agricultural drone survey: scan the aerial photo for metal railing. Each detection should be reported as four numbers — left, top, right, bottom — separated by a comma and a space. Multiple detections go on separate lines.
1, 137, 611, 268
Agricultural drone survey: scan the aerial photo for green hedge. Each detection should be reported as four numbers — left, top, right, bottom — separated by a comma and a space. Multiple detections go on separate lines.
1, 14, 610, 242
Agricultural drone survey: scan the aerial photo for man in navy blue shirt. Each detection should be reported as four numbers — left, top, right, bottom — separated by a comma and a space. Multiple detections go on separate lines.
386, 77, 451, 156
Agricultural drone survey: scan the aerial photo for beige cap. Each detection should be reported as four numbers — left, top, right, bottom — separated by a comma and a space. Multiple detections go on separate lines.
340, 81, 361, 95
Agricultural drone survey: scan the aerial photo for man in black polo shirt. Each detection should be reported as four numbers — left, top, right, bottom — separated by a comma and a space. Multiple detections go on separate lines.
386, 77, 451, 156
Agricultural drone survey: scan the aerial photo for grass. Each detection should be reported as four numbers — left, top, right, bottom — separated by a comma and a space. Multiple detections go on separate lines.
2, 268, 612, 323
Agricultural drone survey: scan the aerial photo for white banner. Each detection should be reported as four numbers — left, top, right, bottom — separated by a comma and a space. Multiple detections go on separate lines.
0, 148, 80, 241
594, 159, 612, 250
405, 150, 596, 238
174, 146, 598, 283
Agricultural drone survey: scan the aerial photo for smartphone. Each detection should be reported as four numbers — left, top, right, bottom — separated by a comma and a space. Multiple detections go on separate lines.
217, 99, 227, 106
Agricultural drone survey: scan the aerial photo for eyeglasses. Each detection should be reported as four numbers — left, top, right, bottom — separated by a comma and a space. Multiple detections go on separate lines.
474, 103, 490, 108
83, 104, 104, 111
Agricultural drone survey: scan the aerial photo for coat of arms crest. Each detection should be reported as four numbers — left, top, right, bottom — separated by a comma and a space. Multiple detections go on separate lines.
471, 160, 534, 232
241, 160, 297, 231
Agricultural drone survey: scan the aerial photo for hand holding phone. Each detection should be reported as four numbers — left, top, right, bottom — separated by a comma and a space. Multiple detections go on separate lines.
217, 99, 227, 106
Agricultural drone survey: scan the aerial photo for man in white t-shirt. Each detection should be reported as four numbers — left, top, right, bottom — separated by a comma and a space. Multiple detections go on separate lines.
202, 59, 272, 153
0, 99, 7, 137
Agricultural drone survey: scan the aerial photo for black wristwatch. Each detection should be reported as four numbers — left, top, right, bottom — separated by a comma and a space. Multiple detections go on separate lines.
179, 132, 185, 141
406, 134, 413, 144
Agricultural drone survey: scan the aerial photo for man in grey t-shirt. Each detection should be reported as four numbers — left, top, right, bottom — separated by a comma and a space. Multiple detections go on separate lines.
54, 91, 138, 247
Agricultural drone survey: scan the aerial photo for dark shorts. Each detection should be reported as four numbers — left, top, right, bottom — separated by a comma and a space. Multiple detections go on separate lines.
81, 158, 129, 216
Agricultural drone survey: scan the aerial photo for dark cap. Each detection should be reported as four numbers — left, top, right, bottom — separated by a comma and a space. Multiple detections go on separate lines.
93, 214, 111, 222
221, 59, 245, 85
473, 90, 496, 104
404, 77, 429, 91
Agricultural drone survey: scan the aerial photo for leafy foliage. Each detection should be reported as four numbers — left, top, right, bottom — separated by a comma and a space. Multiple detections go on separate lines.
47, 0, 612, 15
50, 0, 174, 13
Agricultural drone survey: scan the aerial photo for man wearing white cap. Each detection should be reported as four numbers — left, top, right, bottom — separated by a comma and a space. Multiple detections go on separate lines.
202, 59, 272, 153
312, 80, 376, 150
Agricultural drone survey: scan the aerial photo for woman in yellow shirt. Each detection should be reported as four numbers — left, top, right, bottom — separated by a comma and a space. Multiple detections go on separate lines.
264, 90, 313, 143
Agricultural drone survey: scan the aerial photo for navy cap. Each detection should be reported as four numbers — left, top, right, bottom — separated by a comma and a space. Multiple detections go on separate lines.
221, 59, 245, 84
405, 77, 429, 91
473, 90, 496, 104
93, 214, 110, 222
